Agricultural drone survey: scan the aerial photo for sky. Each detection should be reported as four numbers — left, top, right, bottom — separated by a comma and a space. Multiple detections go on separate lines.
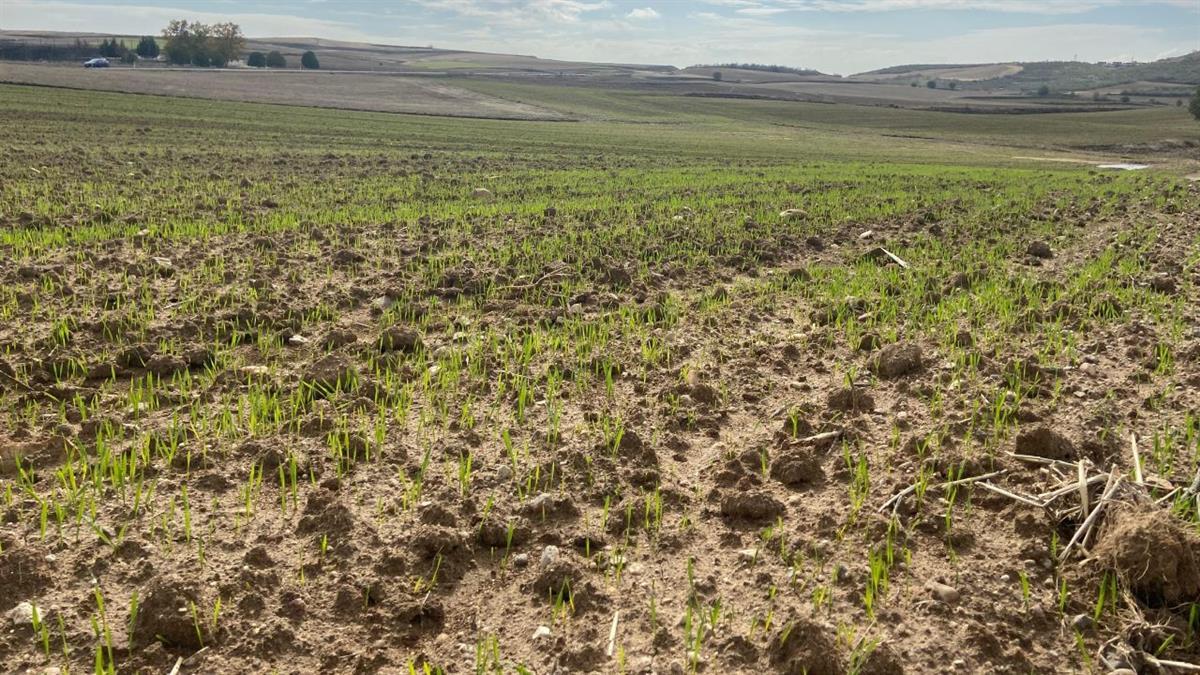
2, 0, 1197, 74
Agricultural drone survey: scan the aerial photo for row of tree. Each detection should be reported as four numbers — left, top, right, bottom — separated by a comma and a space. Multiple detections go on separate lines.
160, 20, 244, 67
245, 50, 319, 69
158, 20, 319, 68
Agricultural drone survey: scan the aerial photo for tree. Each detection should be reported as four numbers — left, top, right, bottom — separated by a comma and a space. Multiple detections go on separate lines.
301, 50, 320, 69
711, 70, 721, 82
99, 38, 121, 57
265, 51, 287, 68
161, 20, 240, 67
135, 36, 159, 59
1037, 85, 1050, 97
947, 81, 957, 90
162, 20, 195, 64
926, 80, 936, 89
1190, 87, 1200, 121
247, 51, 266, 68
121, 50, 137, 64
209, 22, 244, 65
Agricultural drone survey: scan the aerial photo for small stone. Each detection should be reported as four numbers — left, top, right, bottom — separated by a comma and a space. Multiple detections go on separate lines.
926, 581, 960, 604
8, 601, 35, 625
1070, 613, 1093, 632
472, 187, 493, 200
737, 548, 758, 563
512, 553, 530, 568
1000, 573, 1011, 582
496, 465, 513, 482
540, 545, 560, 567
287, 334, 309, 346
532, 625, 551, 640
859, 229, 875, 239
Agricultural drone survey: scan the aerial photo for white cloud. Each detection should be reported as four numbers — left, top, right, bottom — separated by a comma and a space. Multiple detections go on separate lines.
0, 0, 367, 38
627, 7, 661, 19
737, 7, 791, 15
704, 0, 1200, 14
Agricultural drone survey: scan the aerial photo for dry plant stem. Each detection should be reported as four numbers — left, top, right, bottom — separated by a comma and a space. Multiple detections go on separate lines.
975, 481, 1045, 508
1058, 471, 1121, 562
1041, 474, 1106, 502
1130, 433, 1144, 485
607, 610, 620, 658
1143, 655, 1200, 672
797, 430, 843, 444
1010, 453, 1079, 470
1077, 460, 1089, 516
1186, 465, 1200, 497
1154, 487, 1180, 505
879, 469, 1007, 514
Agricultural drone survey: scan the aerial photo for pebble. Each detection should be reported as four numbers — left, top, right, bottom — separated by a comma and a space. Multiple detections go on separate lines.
496, 465, 513, 482
737, 548, 758, 563
540, 545, 560, 567
532, 625, 552, 640
7, 601, 35, 625
925, 581, 960, 604
511, 553, 530, 568
1070, 613, 1093, 632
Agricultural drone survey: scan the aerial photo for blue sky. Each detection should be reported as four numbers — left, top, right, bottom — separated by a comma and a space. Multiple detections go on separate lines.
3, 0, 1197, 73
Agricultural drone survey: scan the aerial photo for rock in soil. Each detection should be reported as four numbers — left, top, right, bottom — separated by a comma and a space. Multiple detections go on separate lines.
925, 580, 960, 604
7, 601, 35, 626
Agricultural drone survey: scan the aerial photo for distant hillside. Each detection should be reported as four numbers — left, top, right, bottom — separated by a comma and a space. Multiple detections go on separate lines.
691, 63, 826, 77
855, 51, 1200, 92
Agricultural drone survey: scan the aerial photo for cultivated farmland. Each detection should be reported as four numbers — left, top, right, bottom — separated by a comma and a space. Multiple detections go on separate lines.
1, 80, 1199, 675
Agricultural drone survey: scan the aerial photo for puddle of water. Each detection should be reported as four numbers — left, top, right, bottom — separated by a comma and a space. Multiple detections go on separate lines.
1096, 163, 1149, 170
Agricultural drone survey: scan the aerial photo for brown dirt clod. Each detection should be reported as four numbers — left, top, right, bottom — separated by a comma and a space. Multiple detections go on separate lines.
1093, 506, 1200, 606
